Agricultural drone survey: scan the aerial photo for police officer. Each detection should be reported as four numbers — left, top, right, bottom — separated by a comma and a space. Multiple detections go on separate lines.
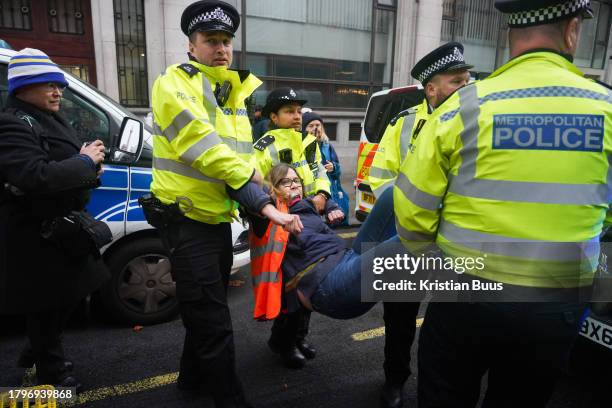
370, 43, 472, 408
369, 42, 472, 198
150, 2, 300, 407
393, 1, 611, 406
253, 88, 341, 369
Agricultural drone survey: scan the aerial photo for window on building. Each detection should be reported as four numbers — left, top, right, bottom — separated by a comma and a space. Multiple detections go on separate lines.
60, 64, 89, 83
442, 0, 612, 74
244, 0, 396, 109
0, 0, 31, 30
48, 0, 85, 34
113, 0, 148, 107
325, 123, 338, 141
348, 122, 362, 141
575, 1, 612, 69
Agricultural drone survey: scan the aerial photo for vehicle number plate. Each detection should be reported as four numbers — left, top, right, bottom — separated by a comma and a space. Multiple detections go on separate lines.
579, 316, 612, 350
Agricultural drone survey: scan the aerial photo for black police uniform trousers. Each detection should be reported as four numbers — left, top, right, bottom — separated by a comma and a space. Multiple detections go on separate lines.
382, 301, 420, 386
417, 301, 587, 408
163, 218, 248, 408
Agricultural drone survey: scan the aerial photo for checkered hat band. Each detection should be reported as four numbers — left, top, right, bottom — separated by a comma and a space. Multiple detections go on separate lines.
418, 52, 466, 84
188, 7, 233, 32
508, 0, 589, 26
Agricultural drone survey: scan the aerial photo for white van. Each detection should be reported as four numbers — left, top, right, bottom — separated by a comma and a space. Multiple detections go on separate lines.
0, 48, 250, 325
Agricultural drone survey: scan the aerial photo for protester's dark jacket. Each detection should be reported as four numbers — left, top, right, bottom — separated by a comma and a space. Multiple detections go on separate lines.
0, 95, 109, 314
249, 195, 347, 312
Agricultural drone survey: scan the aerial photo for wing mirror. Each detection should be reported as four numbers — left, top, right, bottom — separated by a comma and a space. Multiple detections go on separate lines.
112, 117, 143, 164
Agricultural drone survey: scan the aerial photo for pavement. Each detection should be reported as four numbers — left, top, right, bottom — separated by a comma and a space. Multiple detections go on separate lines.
1, 229, 611, 407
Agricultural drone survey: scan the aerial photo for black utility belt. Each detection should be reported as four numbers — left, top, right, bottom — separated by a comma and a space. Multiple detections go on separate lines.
138, 193, 186, 229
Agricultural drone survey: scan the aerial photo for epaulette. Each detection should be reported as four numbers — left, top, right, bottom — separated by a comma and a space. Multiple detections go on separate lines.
178, 63, 199, 78
254, 134, 275, 151
390, 108, 416, 126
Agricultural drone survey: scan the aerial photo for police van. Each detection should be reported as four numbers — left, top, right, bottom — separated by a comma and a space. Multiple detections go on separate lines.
354, 85, 424, 221
0, 48, 250, 325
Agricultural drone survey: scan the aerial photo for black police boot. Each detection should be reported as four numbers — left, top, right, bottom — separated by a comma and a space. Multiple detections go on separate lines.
380, 381, 405, 408
268, 338, 306, 369
296, 339, 316, 360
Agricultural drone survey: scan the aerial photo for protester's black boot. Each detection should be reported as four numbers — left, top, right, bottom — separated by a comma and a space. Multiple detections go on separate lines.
269, 313, 306, 369
380, 380, 405, 408
295, 308, 316, 359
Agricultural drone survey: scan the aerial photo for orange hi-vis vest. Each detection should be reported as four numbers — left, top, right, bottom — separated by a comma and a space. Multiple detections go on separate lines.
249, 200, 289, 320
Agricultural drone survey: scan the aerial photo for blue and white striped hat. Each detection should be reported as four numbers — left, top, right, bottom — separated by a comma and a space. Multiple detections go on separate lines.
8, 48, 68, 94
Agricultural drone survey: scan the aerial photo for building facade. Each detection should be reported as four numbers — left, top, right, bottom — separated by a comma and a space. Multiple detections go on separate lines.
1, 0, 610, 166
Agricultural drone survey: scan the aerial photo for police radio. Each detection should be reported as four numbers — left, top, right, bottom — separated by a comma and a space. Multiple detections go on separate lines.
214, 81, 232, 106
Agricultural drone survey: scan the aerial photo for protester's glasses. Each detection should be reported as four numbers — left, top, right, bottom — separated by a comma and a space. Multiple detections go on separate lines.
278, 177, 301, 188
47, 82, 67, 92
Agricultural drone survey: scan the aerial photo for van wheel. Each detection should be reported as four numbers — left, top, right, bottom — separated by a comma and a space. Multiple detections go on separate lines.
98, 237, 178, 325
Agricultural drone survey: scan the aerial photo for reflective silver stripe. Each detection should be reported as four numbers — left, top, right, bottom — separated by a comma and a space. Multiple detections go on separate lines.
372, 180, 394, 199
153, 157, 224, 184
439, 218, 600, 262
455, 84, 480, 181
220, 136, 254, 155
202, 76, 218, 126
395, 217, 435, 242
449, 84, 609, 205
180, 131, 223, 165
304, 183, 315, 195
152, 121, 163, 136
448, 174, 609, 205
250, 240, 285, 259
252, 271, 280, 285
251, 225, 285, 258
316, 160, 326, 179
369, 166, 397, 180
399, 112, 417, 157
269, 143, 280, 165
163, 110, 196, 142
395, 172, 442, 211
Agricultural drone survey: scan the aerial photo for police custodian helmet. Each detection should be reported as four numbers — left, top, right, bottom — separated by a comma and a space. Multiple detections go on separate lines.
180, 0, 240, 36
494, 0, 594, 27
411, 42, 473, 85
262, 88, 308, 118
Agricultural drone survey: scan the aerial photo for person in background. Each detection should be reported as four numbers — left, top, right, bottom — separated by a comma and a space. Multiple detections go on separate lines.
251, 104, 269, 142
303, 111, 349, 227
0, 48, 108, 391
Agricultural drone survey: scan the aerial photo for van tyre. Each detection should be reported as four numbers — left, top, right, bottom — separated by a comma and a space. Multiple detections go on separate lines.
97, 237, 178, 325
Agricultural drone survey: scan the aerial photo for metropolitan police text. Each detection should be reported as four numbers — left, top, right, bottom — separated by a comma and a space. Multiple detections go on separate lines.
493, 114, 604, 152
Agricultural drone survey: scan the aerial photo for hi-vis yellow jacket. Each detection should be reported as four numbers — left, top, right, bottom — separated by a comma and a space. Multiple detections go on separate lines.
394, 51, 612, 288
151, 61, 262, 224
253, 128, 330, 197
369, 99, 429, 198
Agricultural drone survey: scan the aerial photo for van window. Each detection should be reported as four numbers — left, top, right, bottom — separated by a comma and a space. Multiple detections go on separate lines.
62, 88, 111, 145
363, 90, 424, 144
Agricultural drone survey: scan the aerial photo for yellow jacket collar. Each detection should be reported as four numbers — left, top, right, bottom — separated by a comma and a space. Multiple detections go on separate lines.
488, 50, 584, 80
188, 61, 262, 105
